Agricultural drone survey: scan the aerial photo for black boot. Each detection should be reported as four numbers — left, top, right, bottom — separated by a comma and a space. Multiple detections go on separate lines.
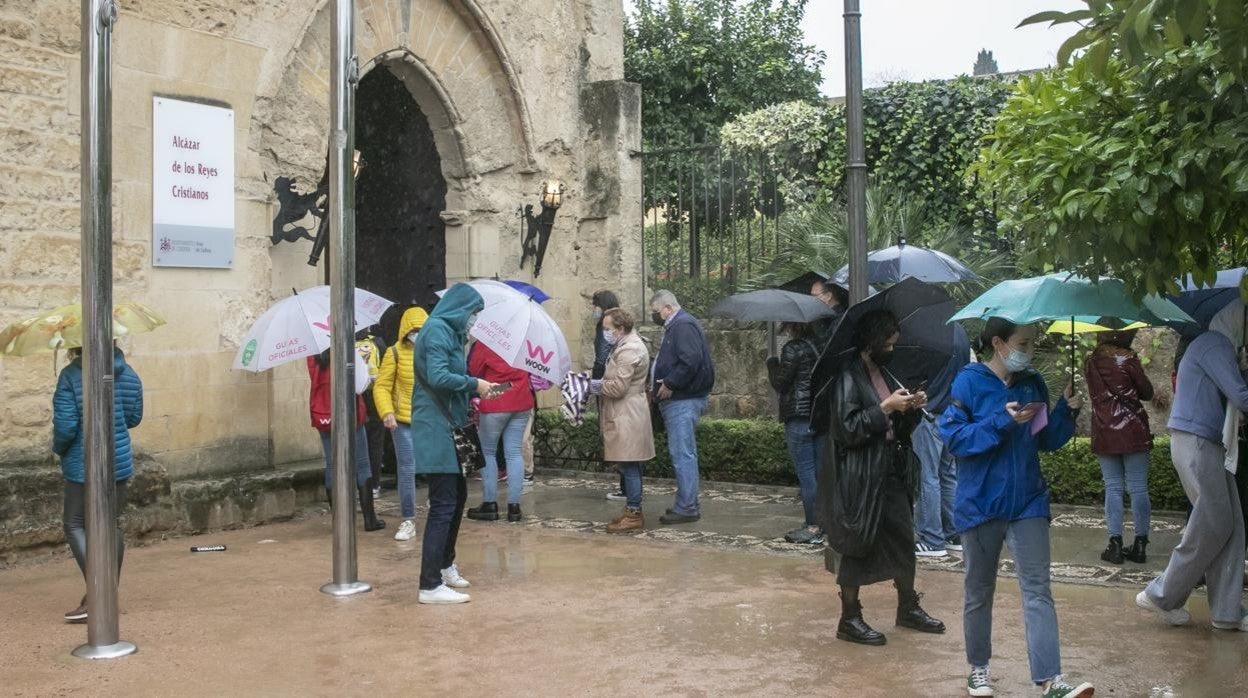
1124, 535, 1149, 563
507, 504, 522, 523
896, 590, 946, 634
467, 502, 500, 521
359, 486, 386, 532
836, 593, 886, 646
1101, 535, 1125, 564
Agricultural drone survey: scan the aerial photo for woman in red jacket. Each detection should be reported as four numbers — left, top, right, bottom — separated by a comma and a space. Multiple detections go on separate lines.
465, 343, 535, 522
308, 349, 385, 531
1084, 324, 1158, 564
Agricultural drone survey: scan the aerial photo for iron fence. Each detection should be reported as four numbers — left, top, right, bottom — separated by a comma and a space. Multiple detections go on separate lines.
636, 143, 810, 314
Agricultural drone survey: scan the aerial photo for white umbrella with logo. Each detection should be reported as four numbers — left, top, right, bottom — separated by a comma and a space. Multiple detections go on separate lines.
233, 285, 393, 372
437, 279, 571, 385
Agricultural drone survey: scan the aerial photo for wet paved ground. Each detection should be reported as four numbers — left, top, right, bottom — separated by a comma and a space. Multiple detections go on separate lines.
2, 471, 1245, 697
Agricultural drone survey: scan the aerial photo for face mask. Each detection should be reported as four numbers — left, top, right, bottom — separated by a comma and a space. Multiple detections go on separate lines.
651, 311, 664, 325
870, 348, 894, 367
406, 331, 418, 343
1002, 348, 1033, 373
602, 329, 617, 345
466, 313, 478, 329
593, 308, 604, 319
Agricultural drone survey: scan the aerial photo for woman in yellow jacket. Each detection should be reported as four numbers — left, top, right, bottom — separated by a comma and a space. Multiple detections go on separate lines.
373, 306, 428, 541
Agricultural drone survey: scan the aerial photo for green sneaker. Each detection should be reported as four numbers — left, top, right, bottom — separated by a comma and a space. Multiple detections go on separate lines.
967, 666, 993, 696
1041, 675, 1094, 698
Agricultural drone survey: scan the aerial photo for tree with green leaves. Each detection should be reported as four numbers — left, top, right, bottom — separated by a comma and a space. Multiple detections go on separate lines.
973, 49, 1000, 76
625, 0, 826, 149
977, 1, 1248, 296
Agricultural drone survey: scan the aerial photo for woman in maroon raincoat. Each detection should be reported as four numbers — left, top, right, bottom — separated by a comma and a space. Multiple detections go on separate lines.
1084, 324, 1163, 564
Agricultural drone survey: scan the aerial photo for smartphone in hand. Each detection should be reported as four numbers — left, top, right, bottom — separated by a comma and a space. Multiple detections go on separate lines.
486, 381, 512, 399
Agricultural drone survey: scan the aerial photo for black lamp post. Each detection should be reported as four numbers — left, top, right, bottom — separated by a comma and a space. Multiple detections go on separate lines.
519, 179, 564, 277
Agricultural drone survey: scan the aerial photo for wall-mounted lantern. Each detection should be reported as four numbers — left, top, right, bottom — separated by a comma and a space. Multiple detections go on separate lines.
519, 179, 565, 277
270, 150, 366, 268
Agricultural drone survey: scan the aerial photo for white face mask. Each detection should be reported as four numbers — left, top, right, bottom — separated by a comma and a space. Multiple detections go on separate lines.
603, 329, 617, 345
406, 331, 418, 343
593, 308, 604, 319
466, 313, 478, 329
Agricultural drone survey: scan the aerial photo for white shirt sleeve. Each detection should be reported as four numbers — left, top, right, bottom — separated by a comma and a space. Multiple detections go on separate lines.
354, 352, 371, 395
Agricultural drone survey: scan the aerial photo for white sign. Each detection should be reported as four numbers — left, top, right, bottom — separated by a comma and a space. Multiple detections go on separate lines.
152, 97, 234, 268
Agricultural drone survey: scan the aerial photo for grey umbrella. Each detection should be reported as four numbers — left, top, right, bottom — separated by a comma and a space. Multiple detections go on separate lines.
833, 238, 980, 285
709, 289, 838, 323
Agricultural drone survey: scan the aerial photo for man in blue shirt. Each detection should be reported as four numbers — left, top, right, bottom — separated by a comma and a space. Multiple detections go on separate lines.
912, 323, 972, 558
649, 290, 715, 524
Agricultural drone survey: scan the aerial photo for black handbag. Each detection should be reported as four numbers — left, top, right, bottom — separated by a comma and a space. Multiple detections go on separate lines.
414, 370, 484, 476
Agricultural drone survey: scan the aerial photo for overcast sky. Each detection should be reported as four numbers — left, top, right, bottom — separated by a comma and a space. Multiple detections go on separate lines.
623, 0, 1087, 97
805, 0, 1086, 96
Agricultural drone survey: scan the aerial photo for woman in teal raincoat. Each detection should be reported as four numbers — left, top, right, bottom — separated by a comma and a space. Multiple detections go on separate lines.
411, 283, 499, 605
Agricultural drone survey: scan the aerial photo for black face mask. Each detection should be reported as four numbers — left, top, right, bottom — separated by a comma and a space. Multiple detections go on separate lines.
651, 311, 664, 325
870, 348, 895, 367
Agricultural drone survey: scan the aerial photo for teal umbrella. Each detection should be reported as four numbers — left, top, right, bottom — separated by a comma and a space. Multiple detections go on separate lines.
951, 273, 1195, 388
950, 273, 1194, 326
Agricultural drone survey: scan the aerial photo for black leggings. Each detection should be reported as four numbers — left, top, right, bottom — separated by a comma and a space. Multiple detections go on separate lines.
63, 480, 127, 580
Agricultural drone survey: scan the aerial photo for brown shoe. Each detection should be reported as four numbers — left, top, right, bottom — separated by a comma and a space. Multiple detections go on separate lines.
606, 508, 644, 534
64, 595, 87, 623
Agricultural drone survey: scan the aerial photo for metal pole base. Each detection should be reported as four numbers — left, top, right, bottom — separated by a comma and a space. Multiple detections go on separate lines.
320, 580, 372, 597
72, 640, 137, 660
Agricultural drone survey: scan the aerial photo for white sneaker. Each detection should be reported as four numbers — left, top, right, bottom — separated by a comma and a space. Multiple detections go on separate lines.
1135, 590, 1190, 626
394, 519, 416, 542
916, 541, 948, 558
605, 490, 626, 501
441, 563, 471, 589
1211, 607, 1248, 631
418, 584, 471, 605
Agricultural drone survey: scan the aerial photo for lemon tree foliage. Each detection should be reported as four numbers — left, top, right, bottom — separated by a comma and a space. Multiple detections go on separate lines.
981, 0, 1248, 297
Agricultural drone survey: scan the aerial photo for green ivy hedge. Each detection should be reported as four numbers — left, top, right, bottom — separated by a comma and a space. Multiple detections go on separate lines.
535, 411, 1189, 510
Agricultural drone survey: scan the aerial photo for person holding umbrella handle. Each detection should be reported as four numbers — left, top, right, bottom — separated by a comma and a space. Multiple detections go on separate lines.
824, 309, 946, 648
939, 318, 1092, 698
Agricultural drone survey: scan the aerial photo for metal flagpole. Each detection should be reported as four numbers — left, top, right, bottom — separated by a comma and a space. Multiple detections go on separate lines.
843, 0, 869, 305
320, 0, 370, 597
72, 0, 135, 660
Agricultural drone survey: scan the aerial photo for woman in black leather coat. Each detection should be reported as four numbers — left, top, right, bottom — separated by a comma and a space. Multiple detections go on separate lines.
821, 309, 945, 646
767, 322, 826, 544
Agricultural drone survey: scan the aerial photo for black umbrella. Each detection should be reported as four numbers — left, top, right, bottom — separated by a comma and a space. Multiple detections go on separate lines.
810, 278, 956, 413
709, 289, 838, 323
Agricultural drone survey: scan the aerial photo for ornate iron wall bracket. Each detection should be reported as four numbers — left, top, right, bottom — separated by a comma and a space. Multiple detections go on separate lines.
518, 180, 564, 277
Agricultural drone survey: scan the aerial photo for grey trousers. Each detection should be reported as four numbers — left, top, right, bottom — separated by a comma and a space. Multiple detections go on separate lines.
63, 480, 127, 580
1144, 432, 1246, 624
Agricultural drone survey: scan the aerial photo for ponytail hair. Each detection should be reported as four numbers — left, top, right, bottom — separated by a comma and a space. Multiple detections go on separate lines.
976, 317, 1019, 356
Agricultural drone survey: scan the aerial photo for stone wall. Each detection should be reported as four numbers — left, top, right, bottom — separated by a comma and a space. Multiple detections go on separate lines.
0, 1, 641, 478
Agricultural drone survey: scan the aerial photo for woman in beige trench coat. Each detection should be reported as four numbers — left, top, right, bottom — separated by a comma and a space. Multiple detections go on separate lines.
593, 308, 655, 533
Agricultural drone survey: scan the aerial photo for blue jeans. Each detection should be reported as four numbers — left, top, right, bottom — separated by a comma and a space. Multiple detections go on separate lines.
912, 418, 957, 548
660, 397, 706, 516
963, 517, 1061, 685
318, 426, 372, 489
1097, 451, 1151, 538
479, 410, 530, 505
784, 419, 826, 527
420, 473, 467, 590
618, 461, 644, 510
392, 423, 417, 519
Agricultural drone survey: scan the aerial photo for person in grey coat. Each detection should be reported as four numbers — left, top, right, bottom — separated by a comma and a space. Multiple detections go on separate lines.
1137, 300, 1248, 632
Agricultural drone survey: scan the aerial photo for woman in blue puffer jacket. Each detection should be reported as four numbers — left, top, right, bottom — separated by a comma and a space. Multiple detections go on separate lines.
52, 345, 143, 624
939, 318, 1093, 698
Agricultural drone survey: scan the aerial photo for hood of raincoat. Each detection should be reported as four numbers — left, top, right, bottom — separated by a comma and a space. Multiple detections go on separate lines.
429, 283, 483, 340
398, 306, 429, 342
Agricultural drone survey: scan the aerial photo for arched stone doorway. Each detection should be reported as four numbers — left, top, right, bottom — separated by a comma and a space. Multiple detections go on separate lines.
355, 62, 447, 329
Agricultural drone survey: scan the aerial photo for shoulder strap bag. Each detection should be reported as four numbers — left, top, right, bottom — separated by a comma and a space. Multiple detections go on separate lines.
413, 366, 484, 476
